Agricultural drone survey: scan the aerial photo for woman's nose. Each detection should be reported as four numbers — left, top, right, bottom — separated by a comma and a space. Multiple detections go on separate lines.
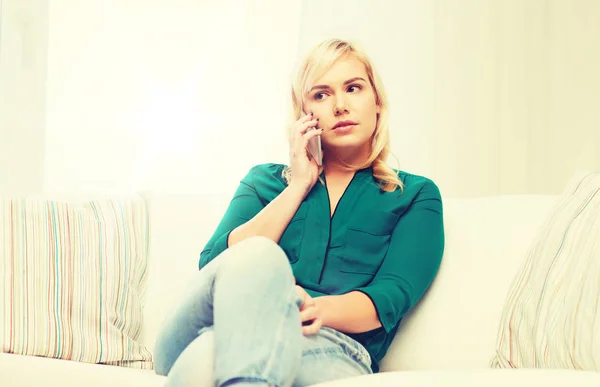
333, 96, 349, 116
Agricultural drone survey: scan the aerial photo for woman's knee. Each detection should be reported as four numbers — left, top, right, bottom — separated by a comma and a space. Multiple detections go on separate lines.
224, 236, 290, 273
163, 329, 215, 386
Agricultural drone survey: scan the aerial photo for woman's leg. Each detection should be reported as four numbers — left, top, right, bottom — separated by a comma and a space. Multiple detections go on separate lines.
292, 327, 373, 387
153, 236, 304, 387
158, 326, 373, 387
157, 327, 215, 387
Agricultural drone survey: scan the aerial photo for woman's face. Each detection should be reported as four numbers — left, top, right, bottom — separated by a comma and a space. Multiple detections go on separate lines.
303, 56, 381, 154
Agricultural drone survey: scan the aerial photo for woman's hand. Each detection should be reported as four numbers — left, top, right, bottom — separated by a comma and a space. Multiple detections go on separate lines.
288, 113, 322, 196
296, 285, 322, 335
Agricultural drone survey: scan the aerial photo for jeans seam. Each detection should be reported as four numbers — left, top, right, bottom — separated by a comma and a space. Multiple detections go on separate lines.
317, 328, 372, 371
219, 376, 271, 387
259, 282, 299, 384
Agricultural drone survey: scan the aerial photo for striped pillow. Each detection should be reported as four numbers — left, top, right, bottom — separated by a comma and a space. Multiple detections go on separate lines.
491, 170, 600, 370
0, 195, 152, 369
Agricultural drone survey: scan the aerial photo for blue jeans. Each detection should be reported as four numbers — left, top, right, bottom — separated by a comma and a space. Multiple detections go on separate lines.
153, 236, 372, 387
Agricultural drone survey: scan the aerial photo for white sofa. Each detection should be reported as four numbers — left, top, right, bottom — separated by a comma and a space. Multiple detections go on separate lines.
2, 192, 600, 386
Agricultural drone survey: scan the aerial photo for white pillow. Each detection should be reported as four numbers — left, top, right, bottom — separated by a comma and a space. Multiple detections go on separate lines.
491, 170, 600, 370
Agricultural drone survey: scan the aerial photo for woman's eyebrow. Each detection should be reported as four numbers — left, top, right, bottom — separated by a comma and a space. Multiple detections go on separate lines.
309, 77, 367, 92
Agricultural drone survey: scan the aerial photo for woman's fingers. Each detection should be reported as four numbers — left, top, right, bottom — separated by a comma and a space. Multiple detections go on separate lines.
301, 128, 323, 147
299, 305, 318, 322
299, 304, 322, 335
300, 113, 314, 122
289, 128, 321, 162
297, 287, 315, 311
287, 114, 321, 192
295, 286, 322, 335
302, 318, 322, 336
293, 116, 319, 137
296, 285, 308, 301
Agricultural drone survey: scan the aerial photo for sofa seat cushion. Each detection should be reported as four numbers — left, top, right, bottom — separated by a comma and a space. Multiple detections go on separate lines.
5, 353, 599, 387
312, 369, 600, 387
0, 353, 165, 387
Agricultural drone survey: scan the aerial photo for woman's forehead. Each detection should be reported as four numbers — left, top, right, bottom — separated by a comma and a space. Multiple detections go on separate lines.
312, 56, 368, 86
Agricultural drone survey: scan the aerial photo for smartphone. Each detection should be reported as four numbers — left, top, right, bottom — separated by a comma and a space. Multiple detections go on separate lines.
305, 111, 323, 166
307, 130, 322, 166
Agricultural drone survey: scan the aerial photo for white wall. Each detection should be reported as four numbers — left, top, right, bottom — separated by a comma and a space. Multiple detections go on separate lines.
2, 0, 599, 197
299, 0, 600, 196
0, 0, 47, 195
525, 0, 600, 193
43, 0, 302, 195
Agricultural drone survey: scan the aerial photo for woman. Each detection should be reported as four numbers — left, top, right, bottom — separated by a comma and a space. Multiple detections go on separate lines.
154, 38, 444, 387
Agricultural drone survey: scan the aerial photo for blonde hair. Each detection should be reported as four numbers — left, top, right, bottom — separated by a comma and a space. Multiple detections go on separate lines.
283, 38, 403, 193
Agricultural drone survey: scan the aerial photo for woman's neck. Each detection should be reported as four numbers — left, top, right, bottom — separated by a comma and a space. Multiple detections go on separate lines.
323, 145, 371, 175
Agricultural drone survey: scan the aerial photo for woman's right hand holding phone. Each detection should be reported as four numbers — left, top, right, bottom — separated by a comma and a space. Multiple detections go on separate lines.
288, 113, 322, 196
227, 113, 322, 248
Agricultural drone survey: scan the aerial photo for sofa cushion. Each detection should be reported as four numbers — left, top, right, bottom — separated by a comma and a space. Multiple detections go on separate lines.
0, 353, 164, 387
0, 194, 152, 368
311, 369, 600, 387
491, 171, 600, 370
380, 194, 560, 371
4, 353, 599, 387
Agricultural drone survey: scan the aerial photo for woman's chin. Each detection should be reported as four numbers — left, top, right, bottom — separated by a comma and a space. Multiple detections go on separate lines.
323, 137, 371, 161
326, 135, 369, 150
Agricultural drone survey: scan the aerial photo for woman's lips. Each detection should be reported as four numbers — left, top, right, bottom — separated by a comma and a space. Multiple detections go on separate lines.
333, 124, 357, 134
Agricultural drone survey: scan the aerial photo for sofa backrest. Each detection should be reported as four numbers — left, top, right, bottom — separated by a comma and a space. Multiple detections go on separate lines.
141, 193, 231, 351
380, 194, 559, 371
140, 193, 559, 370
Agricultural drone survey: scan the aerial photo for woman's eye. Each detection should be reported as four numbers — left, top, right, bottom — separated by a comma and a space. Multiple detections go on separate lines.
313, 85, 360, 100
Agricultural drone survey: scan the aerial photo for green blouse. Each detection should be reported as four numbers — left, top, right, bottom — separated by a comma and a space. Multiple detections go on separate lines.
199, 163, 445, 372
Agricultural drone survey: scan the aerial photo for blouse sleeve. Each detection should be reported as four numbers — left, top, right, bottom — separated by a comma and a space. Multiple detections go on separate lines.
355, 180, 445, 332
198, 166, 266, 269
